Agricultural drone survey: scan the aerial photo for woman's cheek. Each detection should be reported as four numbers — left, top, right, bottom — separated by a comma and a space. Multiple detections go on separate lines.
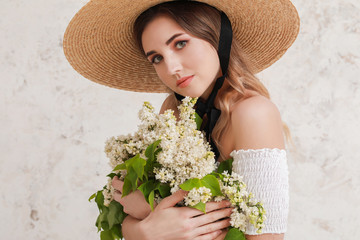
158, 72, 175, 90
155, 67, 167, 84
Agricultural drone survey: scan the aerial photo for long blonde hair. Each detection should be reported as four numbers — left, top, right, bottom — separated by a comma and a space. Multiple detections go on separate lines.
134, 1, 288, 161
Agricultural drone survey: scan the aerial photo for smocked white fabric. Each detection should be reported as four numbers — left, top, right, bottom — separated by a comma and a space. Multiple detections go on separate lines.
230, 148, 289, 235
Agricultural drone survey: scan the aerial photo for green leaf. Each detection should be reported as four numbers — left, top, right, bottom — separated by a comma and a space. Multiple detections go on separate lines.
145, 139, 161, 160
122, 167, 138, 196
192, 201, 206, 213
158, 184, 171, 198
96, 207, 110, 231
95, 191, 105, 211
154, 147, 162, 156
149, 190, 155, 211
224, 227, 245, 240
113, 163, 126, 171
117, 207, 127, 225
89, 192, 96, 202
107, 201, 122, 229
217, 158, 234, 174
95, 214, 102, 232
153, 162, 162, 169
195, 112, 203, 130
201, 175, 222, 196
180, 178, 202, 191
144, 140, 162, 174
143, 170, 148, 181
210, 172, 222, 178
106, 173, 117, 179
134, 157, 147, 180
138, 180, 159, 203
122, 176, 133, 197
111, 225, 122, 239
129, 168, 139, 191
125, 155, 146, 180
100, 229, 113, 240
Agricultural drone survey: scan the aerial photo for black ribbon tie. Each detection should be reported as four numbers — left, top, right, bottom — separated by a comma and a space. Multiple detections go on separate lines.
175, 12, 232, 160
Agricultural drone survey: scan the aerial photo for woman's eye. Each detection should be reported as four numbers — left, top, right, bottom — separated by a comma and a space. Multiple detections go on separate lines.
151, 55, 163, 64
175, 41, 187, 49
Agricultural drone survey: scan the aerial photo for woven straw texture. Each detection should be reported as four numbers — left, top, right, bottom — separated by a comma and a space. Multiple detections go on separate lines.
63, 0, 300, 92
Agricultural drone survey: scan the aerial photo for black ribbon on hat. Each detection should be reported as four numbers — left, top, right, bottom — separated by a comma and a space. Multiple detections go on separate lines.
175, 12, 232, 160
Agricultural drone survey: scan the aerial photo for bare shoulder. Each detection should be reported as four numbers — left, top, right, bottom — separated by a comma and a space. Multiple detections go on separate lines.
231, 95, 281, 120
230, 95, 285, 150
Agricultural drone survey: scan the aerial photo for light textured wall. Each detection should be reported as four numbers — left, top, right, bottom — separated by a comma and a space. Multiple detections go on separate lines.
1, 0, 359, 239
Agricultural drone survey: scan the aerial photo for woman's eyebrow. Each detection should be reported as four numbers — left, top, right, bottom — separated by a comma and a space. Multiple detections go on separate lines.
165, 33, 183, 45
145, 33, 184, 58
146, 50, 156, 58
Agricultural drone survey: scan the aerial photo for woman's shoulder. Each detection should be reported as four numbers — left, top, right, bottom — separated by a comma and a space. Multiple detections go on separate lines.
230, 94, 285, 150
230, 94, 279, 118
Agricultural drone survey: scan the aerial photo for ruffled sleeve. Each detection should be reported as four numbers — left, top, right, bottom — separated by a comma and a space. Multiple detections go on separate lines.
230, 148, 289, 235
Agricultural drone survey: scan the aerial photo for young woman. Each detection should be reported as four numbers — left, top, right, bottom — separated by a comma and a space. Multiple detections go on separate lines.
63, 0, 300, 239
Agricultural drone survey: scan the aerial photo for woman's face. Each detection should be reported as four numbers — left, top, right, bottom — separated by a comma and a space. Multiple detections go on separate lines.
141, 15, 221, 100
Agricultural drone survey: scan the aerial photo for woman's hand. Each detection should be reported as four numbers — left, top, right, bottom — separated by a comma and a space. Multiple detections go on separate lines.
214, 229, 228, 240
112, 176, 154, 220
138, 190, 233, 240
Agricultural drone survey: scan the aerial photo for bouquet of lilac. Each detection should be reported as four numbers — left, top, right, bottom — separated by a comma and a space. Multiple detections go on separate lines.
89, 97, 266, 240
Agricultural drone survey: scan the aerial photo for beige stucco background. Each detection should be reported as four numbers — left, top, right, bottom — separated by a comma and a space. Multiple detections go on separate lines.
1, 0, 359, 239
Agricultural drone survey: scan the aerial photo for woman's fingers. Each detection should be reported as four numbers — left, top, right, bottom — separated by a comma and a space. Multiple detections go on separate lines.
213, 229, 229, 240
193, 229, 223, 240
113, 188, 122, 202
113, 189, 152, 220
191, 207, 233, 227
111, 176, 124, 192
194, 218, 231, 238
187, 200, 231, 218
205, 200, 231, 212
157, 190, 187, 209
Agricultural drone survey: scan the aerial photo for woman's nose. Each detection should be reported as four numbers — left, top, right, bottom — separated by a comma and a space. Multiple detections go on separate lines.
165, 55, 183, 75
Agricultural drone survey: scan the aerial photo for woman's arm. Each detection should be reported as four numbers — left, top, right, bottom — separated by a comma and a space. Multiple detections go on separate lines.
231, 95, 285, 150
122, 190, 232, 240
231, 96, 287, 240
122, 215, 148, 240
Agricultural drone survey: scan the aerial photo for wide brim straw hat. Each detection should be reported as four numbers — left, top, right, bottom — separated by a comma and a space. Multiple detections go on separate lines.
63, 0, 300, 93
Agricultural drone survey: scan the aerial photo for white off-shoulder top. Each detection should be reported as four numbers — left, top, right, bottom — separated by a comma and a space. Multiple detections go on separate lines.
230, 148, 289, 235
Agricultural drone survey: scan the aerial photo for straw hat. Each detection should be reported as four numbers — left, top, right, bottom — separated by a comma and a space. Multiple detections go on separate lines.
63, 0, 300, 93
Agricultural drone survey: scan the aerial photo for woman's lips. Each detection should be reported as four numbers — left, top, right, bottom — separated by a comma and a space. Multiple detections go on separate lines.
177, 75, 194, 88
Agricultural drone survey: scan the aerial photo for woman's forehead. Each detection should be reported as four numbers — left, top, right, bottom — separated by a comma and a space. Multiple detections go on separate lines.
141, 15, 187, 51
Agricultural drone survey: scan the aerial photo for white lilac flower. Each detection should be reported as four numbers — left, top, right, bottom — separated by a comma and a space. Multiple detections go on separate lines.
149, 97, 216, 192
218, 171, 266, 233
102, 97, 265, 233
184, 187, 212, 207
103, 178, 115, 207
214, 196, 226, 202
230, 209, 247, 232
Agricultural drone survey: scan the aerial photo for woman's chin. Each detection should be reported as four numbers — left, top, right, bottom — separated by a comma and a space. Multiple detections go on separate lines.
175, 92, 203, 99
